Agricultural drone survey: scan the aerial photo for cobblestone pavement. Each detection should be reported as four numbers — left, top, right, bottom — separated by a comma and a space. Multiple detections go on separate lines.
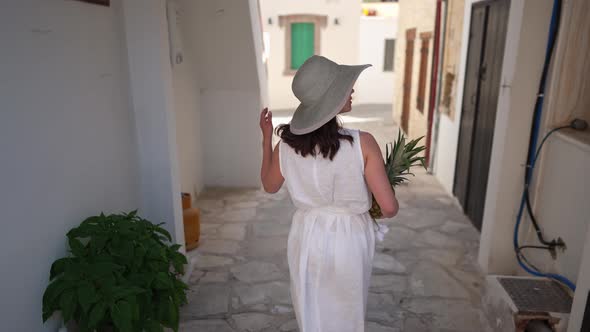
180, 105, 493, 332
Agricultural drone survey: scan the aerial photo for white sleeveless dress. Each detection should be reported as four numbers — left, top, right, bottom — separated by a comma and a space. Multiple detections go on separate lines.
279, 128, 378, 332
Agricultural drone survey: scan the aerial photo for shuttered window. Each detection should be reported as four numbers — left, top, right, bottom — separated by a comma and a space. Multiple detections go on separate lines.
291, 23, 315, 70
383, 39, 395, 71
416, 32, 432, 112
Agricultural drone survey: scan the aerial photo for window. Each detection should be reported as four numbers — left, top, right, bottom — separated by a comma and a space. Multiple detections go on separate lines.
291, 23, 315, 70
416, 32, 432, 112
441, 71, 455, 109
279, 15, 327, 75
383, 39, 395, 72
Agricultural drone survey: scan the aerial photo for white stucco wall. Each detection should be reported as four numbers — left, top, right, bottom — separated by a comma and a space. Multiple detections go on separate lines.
0, 1, 139, 330
183, 0, 265, 188
260, 0, 361, 110
122, 0, 184, 245
250, 0, 270, 109
173, 0, 204, 200
172, 56, 204, 199
521, 2, 590, 327
523, 135, 590, 282
356, 15, 398, 105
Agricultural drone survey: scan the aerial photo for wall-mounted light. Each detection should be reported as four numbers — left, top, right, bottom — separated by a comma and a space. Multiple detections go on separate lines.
334, 18, 340, 25
268, 17, 273, 25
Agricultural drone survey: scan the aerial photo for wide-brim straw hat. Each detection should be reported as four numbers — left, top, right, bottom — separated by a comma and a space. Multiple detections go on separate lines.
290, 55, 371, 135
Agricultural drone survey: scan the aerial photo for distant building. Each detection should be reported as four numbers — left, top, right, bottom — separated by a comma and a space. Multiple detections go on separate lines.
356, 1, 399, 105
260, 0, 398, 109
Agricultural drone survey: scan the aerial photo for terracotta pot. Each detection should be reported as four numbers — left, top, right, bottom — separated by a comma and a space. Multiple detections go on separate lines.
183, 207, 200, 250
181, 192, 191, 210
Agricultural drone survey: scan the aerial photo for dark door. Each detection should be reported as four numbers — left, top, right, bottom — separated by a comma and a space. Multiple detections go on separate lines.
401, 28, 417, 134
454, 0, 510, 230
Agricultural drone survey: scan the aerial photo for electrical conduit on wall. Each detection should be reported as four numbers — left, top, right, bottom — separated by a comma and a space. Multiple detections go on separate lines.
513, 0, 576, 292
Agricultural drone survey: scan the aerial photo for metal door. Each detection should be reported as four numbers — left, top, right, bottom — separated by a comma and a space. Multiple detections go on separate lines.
454, 0, 510, 230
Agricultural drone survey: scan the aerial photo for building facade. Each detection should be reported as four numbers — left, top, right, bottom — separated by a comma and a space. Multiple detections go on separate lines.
356, 2, 399, 105
430, 0, 590, 330
260, 0, 399, 110
392, 0, 436, 143
260, 0, 362, 110
0, 0, 266, 330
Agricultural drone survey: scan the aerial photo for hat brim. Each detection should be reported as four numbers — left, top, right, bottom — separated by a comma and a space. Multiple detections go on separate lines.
290, 64, 371, 135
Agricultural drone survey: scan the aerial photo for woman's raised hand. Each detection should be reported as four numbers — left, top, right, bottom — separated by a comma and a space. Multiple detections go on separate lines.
259, 108, 273, 140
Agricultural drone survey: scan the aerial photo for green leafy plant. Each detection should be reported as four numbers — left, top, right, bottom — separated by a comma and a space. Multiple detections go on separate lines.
370, 131, 427, 219
42, 211, 188, 332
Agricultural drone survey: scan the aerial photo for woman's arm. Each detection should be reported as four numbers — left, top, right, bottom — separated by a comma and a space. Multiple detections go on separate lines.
360, 131, 399, 218
260, 108, 284, 193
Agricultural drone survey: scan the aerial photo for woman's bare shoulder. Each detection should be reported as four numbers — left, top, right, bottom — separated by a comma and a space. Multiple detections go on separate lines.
359, 131, 379, 151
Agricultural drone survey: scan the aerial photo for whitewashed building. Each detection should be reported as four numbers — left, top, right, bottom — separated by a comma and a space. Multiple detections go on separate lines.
429, 0, 590, 330
0, 0, 266, 330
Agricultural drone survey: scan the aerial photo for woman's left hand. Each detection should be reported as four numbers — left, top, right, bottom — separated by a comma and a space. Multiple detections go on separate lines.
259, 108, 273, 140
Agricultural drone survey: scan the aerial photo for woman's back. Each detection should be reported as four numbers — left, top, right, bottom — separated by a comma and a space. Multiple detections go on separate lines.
259, 55, 397, 332
279, 128, 371, 214
279, 127, 376, 332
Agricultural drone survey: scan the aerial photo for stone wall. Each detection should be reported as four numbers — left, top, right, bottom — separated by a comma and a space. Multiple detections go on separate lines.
438, 0, 466, 120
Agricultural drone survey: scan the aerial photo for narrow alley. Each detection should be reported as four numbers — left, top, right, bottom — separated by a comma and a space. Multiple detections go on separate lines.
4, 1, 590, 331
180, 105, 493, 332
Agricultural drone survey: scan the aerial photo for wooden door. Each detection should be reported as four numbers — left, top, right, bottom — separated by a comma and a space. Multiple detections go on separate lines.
417, 32, 433, 112
401, 28, 417, 134
454, 0, 510, 230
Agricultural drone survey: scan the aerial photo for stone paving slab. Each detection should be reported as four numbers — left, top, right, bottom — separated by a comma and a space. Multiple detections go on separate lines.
230, 261, 285, 283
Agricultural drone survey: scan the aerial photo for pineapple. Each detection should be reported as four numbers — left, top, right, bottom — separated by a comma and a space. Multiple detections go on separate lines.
369, 131, 427, 219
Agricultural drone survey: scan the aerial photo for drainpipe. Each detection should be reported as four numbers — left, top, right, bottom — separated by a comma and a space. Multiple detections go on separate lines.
425, 0, 443, 170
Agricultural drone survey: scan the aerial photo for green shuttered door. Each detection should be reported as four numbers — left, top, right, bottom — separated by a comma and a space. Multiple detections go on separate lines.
291, 23, 315, 70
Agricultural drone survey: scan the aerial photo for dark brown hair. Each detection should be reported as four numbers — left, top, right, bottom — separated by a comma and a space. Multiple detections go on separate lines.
276, 117, 353, 160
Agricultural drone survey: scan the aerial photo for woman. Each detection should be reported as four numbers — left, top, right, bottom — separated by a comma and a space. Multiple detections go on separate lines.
259, 55, 399, 332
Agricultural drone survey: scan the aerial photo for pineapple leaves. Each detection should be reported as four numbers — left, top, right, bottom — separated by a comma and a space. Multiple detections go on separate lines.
370, 132, 427, 219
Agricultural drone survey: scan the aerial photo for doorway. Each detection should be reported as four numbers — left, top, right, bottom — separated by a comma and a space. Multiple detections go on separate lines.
453, 0, 510, 230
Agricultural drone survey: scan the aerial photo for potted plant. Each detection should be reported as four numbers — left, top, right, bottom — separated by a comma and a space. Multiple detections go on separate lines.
42, 211, 188, 332
369, 131, 426, 219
